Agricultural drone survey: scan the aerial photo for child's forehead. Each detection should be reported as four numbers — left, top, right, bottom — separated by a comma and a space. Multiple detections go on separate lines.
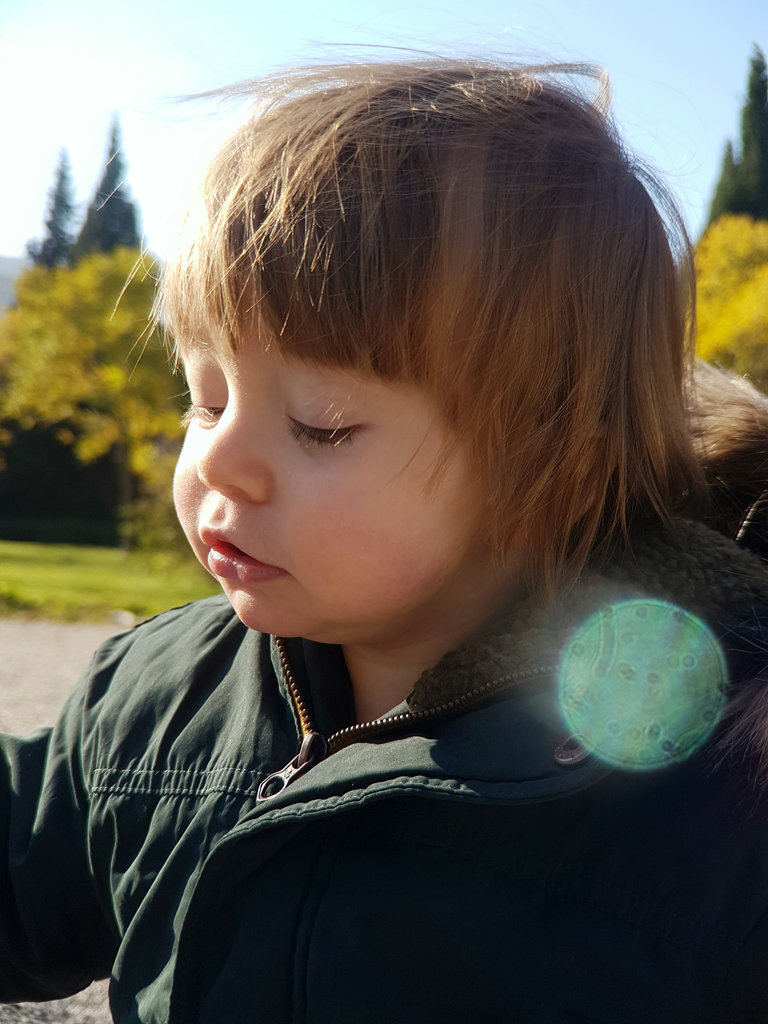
175, 322, 232, 358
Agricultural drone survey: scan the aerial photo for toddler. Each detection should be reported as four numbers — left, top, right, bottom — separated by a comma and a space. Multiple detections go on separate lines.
2, 58, 768, 1023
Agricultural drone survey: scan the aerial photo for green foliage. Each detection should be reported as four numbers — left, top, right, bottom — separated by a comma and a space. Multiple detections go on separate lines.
0, 248, 185, 546
26, 148, 76, 269
0, 539, 219, 621
0, 424, 119, 544
0, 514, 117, 546
71, 117, 140, 262
709, 141, 741, 225
696, 215, 768, 386
708, 46, 768, 224
739, 45, 768, 219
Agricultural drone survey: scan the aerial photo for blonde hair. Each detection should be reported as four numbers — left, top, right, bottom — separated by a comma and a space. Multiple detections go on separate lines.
160, 58, 706, 593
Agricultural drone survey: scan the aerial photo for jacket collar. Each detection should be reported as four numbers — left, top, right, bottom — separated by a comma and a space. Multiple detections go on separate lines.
264, 519, 768, 808
408, 519, 768, 716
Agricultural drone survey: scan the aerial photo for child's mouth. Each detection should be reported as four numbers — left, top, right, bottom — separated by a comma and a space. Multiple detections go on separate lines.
207, 541, 287, 584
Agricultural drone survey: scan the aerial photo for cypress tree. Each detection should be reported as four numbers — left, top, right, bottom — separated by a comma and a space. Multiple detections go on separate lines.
709, 141, 742, 224
72, 116, 141, 261
708, 46, 768, 224
740, 45, 768, 219
26, 148, 76, 268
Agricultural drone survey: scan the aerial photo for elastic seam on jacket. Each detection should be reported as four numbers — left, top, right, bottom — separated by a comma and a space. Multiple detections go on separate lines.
90, 765, 261, 798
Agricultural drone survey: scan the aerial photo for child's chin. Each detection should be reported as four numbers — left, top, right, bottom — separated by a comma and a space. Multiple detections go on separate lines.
223, 589, 298, 637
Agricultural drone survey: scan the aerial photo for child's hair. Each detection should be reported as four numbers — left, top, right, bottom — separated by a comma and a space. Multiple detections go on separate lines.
159, 58, 706, 594
691, 360, 768, 547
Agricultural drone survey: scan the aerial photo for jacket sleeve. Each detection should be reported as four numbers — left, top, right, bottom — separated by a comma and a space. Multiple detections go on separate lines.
0, 679, 119, 1001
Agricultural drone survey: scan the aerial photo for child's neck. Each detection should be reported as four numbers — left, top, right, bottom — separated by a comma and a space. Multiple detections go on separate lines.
342, 576, 516, 723
343, 639, 448, 723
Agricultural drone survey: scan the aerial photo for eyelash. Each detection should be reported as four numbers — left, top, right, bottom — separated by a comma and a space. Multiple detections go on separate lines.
289, 418, 358, 448
181, 405, 223, 428
181, 406, 357, 448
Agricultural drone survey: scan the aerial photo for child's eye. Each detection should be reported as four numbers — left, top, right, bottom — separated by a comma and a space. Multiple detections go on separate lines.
181, 404, 225, 428
289, 418, 358, 448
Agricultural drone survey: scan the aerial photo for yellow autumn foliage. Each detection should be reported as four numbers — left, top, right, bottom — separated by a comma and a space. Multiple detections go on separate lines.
696, 215, 768, 387
0, 249, 181, 468
0, 248, 185, 546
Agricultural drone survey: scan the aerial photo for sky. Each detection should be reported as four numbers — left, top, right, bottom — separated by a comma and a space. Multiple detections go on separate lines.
1, 0, 766, 260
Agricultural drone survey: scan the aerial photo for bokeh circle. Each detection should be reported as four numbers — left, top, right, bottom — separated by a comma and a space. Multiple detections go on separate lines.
557, 600, 727, 770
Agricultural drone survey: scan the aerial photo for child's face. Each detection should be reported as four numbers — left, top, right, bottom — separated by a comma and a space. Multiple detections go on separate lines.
174, 337, 508, 650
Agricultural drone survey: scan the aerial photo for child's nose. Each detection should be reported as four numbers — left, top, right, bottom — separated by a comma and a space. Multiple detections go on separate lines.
195, 417, 274, 504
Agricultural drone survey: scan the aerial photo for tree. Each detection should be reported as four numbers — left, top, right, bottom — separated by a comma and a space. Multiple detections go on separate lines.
26, 149, 76, 269
708, 141, 741, 225
0, 248, 184, 547
708, 46, 768, 224
696, 215, 768, 386
71, 117, 141, 262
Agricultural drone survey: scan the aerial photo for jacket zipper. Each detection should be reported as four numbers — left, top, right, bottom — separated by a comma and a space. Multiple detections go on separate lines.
256, 638, 552, 801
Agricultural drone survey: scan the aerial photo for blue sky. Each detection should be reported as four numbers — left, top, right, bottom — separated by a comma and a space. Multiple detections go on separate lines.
1, 0, 765, 258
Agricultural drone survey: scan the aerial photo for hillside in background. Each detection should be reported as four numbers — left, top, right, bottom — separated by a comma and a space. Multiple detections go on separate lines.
0, 255, 27, 309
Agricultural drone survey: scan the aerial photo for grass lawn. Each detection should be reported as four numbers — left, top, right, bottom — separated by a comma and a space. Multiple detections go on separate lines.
0, 540, 221, 621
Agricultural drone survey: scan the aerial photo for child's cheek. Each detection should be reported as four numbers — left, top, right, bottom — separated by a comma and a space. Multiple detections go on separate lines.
172, 451, 203, 551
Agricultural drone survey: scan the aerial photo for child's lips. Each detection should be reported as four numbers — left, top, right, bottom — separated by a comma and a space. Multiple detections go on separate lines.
206, 539, 287, 584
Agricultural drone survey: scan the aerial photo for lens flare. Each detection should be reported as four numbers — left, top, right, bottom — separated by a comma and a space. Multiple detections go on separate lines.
557, 600, 726, 770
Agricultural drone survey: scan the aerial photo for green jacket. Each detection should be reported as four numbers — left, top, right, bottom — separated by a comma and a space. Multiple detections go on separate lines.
2, 520, 768, 1023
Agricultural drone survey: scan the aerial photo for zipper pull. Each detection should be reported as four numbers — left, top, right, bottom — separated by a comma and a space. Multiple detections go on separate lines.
257, 731, 327, 801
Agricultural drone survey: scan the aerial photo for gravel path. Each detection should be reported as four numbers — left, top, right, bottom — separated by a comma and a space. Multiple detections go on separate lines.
0, 618, 123, 1023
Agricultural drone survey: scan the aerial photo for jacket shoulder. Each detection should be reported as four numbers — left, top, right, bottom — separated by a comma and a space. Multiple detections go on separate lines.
84, 594, 247, 695
74, 596, 283, 780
